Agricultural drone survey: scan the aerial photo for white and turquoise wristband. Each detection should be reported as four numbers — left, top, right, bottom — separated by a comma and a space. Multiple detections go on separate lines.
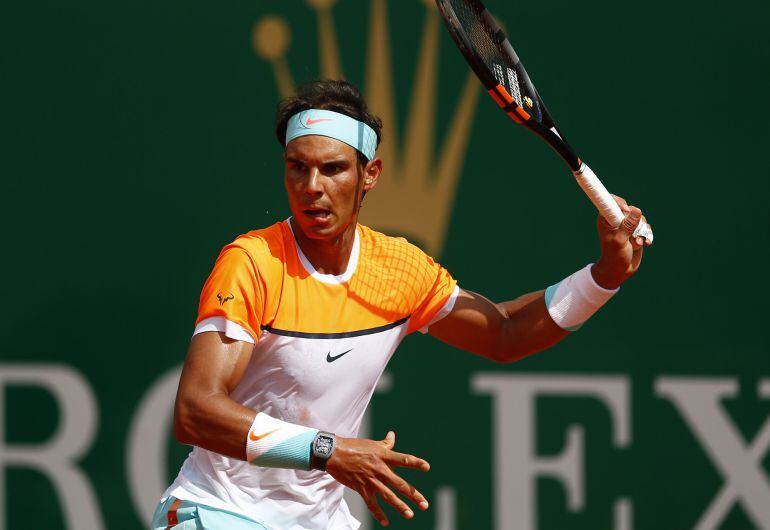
545, 264, 618, 331
246, 412, 318, 470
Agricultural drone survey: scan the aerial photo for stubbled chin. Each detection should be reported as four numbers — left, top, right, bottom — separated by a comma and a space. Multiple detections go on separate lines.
295, 215, 337, 239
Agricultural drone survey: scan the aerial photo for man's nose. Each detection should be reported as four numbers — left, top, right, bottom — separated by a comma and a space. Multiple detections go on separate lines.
304, 167, 323, 195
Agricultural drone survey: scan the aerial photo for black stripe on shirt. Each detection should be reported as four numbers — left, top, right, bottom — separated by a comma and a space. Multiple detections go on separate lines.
261, 315, 410, 339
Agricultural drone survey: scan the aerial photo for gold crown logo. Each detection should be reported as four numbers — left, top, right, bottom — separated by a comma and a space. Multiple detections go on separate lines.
253, 0, 480, 257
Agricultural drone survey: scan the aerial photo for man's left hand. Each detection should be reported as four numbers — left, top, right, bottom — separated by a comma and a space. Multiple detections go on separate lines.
591, 195, 649, 290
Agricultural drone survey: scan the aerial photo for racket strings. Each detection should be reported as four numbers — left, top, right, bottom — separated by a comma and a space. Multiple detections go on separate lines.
446, 0, 513, 72
444, 0, 547, 125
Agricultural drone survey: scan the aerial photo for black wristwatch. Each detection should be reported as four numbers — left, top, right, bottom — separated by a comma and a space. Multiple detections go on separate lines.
310, 431, 336, 471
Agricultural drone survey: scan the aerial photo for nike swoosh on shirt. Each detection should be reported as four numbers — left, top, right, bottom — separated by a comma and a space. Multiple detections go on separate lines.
326, 349, 353, 363
249, 428, 279, 442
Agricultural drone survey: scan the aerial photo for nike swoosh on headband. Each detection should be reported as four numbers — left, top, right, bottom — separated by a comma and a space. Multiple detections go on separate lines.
306, 117, 334, 126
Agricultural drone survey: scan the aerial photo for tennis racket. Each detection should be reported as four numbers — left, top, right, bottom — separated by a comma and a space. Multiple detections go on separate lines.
435, 0, 653, 243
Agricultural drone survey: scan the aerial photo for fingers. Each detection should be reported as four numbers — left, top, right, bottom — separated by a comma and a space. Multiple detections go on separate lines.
380, 431, 430, 471
620, 205, 642, 236
631, 243, 644, 269
382, 430, 395, 450
382, 467, 430, 511
375, 478, 415, 521
362, 490, 389, 527
362, 473, 429, 527
640, 215, 652, 247
384, 450, 430, 472
341, 432, 432, 526
631, 215, 649, 249
614, 196, 650, 246
599, 200, 648, 259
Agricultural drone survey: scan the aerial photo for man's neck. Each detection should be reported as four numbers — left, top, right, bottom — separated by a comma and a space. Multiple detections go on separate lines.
291, 218, 358, 276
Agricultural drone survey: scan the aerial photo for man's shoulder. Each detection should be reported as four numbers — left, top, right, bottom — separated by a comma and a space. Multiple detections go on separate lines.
357, 224, 445, 284
223, 221, 289, 266
357, 224, 433, 261
354, 225, 453, 321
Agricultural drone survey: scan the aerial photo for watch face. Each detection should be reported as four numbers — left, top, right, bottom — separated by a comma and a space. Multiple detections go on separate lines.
315, 435, 334, 457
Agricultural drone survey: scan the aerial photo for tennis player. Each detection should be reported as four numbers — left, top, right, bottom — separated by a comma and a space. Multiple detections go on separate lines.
151, 79, 647, 529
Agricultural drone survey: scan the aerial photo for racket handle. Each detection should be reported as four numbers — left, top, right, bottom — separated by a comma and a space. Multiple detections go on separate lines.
573, 162, 654, 244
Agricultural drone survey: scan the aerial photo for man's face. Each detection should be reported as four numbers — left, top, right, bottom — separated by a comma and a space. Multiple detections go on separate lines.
284, 135, 378, 240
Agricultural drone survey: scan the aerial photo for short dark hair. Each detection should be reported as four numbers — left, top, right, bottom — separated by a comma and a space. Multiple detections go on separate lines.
275, 79, 383, 165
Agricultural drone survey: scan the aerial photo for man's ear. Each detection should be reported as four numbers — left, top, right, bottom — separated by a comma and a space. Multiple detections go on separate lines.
363, 157, 382, 192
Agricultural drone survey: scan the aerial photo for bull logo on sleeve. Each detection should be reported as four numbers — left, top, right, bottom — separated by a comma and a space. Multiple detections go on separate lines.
216, 291, 235, 306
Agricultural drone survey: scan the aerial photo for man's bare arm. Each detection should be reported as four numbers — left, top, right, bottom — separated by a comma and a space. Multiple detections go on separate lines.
173, 331, 256, 459
428, 289, 568, 363
429, 195, 648, 362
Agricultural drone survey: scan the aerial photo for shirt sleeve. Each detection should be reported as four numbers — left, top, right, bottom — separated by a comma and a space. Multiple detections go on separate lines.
195, 245, 266, 343
417, 285, 460, 334
406, 253, 458, 334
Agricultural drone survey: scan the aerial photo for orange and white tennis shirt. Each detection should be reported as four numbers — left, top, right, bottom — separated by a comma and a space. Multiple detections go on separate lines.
164, 219, 458, 530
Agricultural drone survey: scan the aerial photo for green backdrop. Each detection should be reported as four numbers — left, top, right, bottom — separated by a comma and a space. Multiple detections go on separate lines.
2, 0, 769, 529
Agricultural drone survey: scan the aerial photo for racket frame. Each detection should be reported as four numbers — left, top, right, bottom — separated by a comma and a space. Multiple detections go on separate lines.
435, 0, 581, 171
436, 0, 654, 242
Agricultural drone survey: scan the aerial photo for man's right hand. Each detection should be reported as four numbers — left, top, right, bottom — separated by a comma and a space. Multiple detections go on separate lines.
326, 431, 430, 527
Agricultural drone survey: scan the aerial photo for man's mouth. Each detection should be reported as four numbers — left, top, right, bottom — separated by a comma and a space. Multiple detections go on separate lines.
303, 208, 331, 220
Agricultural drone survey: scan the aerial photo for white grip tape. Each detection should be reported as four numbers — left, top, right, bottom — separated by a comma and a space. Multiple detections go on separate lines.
573, 163, 654, 244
